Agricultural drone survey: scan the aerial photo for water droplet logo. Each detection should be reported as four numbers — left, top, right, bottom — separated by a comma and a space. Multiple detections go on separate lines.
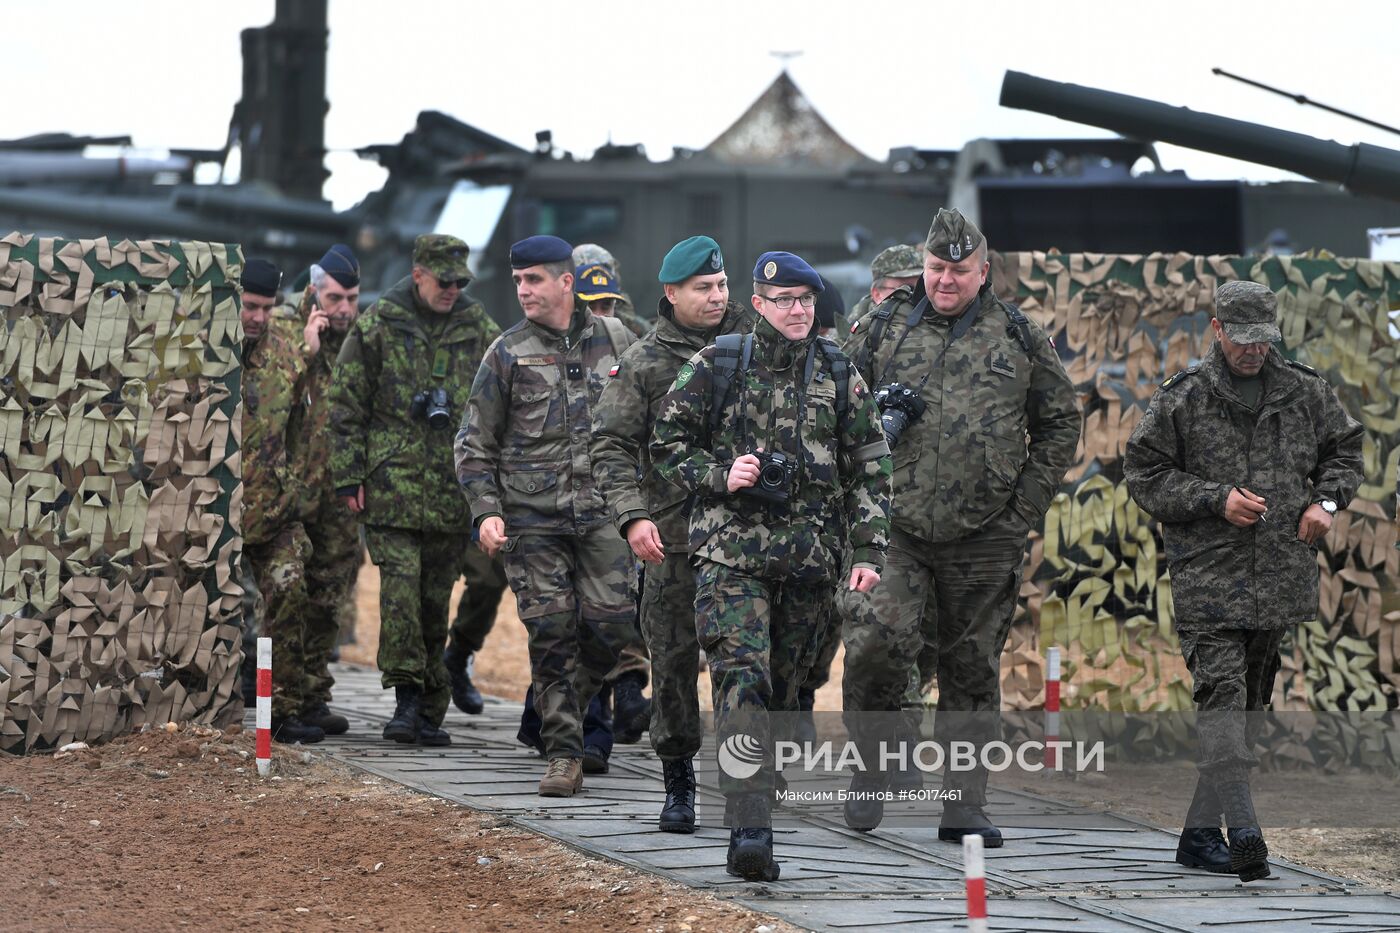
717, 733, 764, 780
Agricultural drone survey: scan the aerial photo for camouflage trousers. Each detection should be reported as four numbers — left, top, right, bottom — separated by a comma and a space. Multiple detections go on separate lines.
447, 541, 508, 656
1179, 626, 1288, 785
502, 525, 636, 759
842, 508, 1027, 805
694, 561, 829, 798
301, 486, 361, 706
245, 524, 313, 720
363, 525, 469, 729
640, 552, 705, 761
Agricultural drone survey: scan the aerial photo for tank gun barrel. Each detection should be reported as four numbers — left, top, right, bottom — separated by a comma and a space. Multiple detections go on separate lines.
999, 70, 1400, 202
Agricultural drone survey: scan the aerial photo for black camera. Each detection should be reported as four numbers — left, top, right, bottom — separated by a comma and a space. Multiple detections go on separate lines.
875, 383, 926, 448
739, 450, 797, 505
410, 386, 452, 430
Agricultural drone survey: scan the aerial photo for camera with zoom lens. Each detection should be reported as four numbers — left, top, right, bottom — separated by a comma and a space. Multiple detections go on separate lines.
739, 450, 797, 505
410, 386, 452, 430
875, 383, 927, 448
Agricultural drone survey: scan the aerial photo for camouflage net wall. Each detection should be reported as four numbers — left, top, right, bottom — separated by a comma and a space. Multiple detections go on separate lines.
0, 234, 244, 753
989, 251, 1400, 722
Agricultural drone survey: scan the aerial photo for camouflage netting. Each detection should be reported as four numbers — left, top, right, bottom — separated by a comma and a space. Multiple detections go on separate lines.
989, 251, 1400, 730
0, 234, 244, 753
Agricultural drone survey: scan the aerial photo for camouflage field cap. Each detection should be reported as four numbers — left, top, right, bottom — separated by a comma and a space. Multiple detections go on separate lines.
870, 243, 923, 280
925, 208, 984, 263
572, 242, 618, 276
413, 234, 472, 281
1214, 280, 1281, 344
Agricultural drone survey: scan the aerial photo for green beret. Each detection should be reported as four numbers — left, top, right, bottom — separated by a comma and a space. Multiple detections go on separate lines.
925, 208, 984, 262
658, 235, 724, 284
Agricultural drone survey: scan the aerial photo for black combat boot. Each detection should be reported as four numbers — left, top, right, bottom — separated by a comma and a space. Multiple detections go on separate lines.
659, 758, 696, 833
1175, 777, 1232, 873
938, 802, 1003, 848
417, 714, 451, 747
725, 793, 779, 881
582, 745, 609, 774
1219, 780, 1270, 882
271, 715, 325, 745
300, 701, 349, 736
383, 685, 422, 743
612, 673, 650, 745
443, 647, 484, 715
794, 688, 817, 746
843, 766, 889, 833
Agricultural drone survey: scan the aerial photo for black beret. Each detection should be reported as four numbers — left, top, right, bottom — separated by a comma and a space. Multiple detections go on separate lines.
318, 243, 360, 288
814, 275, 845, 329
241, 259, 282, 298
510, 235, 574, 269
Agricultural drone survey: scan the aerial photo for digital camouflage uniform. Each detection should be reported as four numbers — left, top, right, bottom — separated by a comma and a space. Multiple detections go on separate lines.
329, 269, 497, 728
591, 298, 756, 761
1124, 341, 1363, 783
456, 307, 637, 760
842, 272, 1081, 806
271, 288, 363, 708
241, 324, 313, 720
652, 316, 892, 798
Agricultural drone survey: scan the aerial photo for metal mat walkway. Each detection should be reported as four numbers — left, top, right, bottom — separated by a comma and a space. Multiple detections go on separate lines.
309, 666, 1400, 932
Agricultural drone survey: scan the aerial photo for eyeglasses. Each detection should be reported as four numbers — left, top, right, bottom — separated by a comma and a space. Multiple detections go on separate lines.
437, 276, 470, 290
759, 293, 817, 310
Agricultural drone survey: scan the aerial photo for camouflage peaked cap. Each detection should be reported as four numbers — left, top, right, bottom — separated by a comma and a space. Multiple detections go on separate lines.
925, 208, 984, 262
870, 244, 923, 280
413, 234, 472, 281
1214, 280, 1281, 344
572, 243, 619, 277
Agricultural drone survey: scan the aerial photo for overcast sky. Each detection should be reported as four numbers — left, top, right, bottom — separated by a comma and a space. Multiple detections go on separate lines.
9, 0, 1397, 210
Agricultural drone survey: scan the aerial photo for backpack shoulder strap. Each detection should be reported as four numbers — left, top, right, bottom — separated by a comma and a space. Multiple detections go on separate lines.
708, 333, 753, 433
816, 336, 850, 425
1002, 302, 1034, 355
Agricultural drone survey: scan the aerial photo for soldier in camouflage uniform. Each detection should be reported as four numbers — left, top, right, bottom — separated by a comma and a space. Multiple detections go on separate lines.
329, 234, 497, 747
456, 235, 638, 798
268, 244, 365, 737
240, 259, 325, 744
841, 210, 1081, 842
573, 242, 650, 337
592, 235, 755, 832
846, 244, 924, 332
652, 250, 891, 882
1124, 280, 1363, 882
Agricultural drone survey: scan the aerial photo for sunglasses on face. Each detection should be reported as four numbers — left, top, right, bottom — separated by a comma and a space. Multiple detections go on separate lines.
437, 276, 470, 290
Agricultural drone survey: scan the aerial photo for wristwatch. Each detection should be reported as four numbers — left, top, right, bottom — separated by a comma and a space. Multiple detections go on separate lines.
1318, 499, 1338, 515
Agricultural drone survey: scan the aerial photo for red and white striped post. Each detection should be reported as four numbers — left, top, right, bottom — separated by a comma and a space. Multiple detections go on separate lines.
255, 636, 271, 777
1045, 646, 1061, 771
963, 833, 988, 933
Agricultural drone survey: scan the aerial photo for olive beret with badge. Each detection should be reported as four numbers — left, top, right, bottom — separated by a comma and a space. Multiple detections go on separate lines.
1214, 280, 1281, 344
414, 234, 472, 281
318, 243, 360, 288
752, 250, 824, 292
658, 235, 724, 284
575, 263, 625, 302
870, 243, 923, 280
925, 207, 984, 263
510, 234, 574, 270
241, 258, 282, 298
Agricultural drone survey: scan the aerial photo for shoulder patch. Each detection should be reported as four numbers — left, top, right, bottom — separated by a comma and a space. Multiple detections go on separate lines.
1160, 367, 1199, 390
608, 363, 621, 377
674, 361, 695, 391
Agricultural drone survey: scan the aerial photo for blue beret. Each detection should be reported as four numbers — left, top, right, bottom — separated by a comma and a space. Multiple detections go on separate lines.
241, 258, 282, 298
658, 235, 724, 284
318, 243, 360, 288
752, 251, 824, 292
510, 235, 574, 269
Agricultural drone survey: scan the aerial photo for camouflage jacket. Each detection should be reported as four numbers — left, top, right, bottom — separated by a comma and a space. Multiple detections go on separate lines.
651, 317, 892, 582
455, 308, 634, 535
328, 275, 501, 533
270, 286, 346, 509
1123, 343, 1364, 630
242, 329, 311, 546
591, 299, 756, 550
845, 281, 1081, 543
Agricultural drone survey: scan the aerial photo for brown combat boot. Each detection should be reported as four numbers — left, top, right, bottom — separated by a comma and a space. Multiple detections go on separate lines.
539, 757, 584, 797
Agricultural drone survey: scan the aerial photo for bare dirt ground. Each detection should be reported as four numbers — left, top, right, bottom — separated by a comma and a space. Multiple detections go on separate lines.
343, 556, 1400, 892
0, 723, 799, 933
